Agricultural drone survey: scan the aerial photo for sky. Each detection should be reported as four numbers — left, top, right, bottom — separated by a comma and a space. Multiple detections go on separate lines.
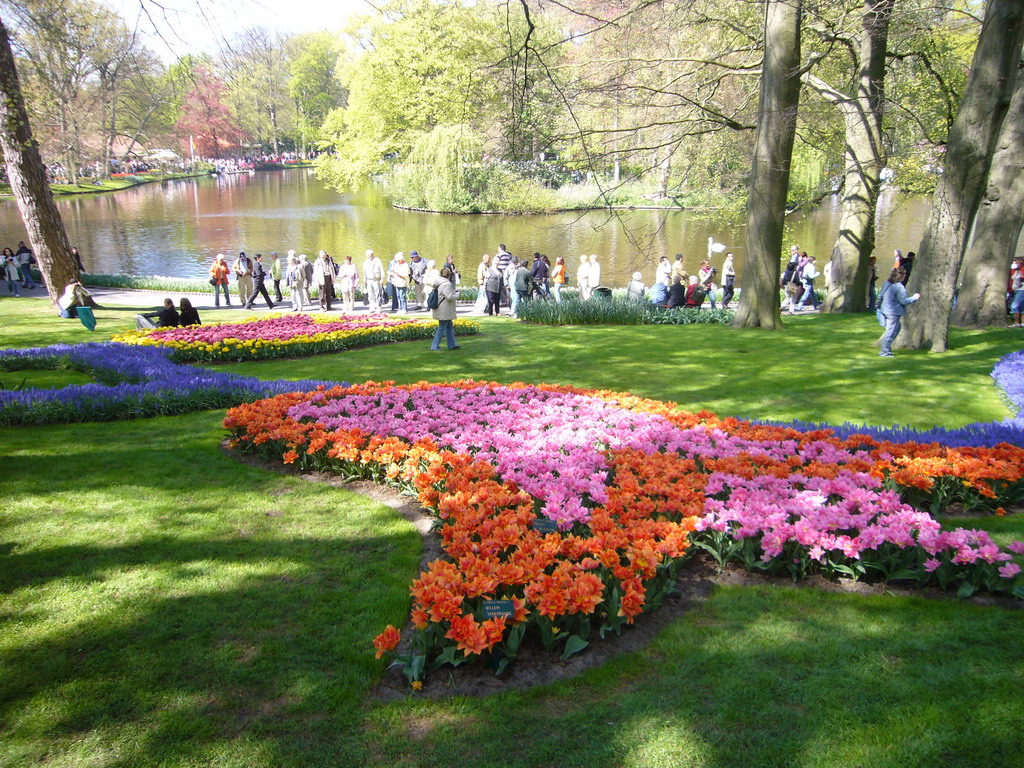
105, 0, 372, 61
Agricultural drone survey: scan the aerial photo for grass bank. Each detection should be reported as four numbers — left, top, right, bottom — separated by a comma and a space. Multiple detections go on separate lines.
0, 171, 213, 198
2, 296, 1024, 767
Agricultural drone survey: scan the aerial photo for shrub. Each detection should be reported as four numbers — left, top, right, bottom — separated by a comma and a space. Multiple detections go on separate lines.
516, 296, 735, 326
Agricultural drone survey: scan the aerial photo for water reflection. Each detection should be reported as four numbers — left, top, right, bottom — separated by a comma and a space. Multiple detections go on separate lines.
0, 170, 978, 286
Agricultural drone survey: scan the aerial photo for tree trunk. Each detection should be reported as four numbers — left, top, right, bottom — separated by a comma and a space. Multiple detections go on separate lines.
0, 17, 77, 307
821, 0, 893, 314
951, 69, 1024, 328
733, 0, 802, 329
895, 0, 1024, 351
104, 98, 116, 176
656, 151, 670, 198
269, 105, 279, 155
613, 108, 620, 184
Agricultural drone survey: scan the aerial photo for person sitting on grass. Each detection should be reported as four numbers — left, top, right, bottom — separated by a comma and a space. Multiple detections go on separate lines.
135, 298, 180, 330
650, 280, 668, 306
666, 274, 687, 308
57, 280, 98, 318
179, 297, 201, 326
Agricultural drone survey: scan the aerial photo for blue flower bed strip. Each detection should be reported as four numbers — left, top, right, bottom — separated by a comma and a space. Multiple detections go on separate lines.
1, 341, 1022, 446
0, 342, 342, 426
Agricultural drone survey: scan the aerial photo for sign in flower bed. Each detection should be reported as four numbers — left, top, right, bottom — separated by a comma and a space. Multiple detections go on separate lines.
113, 314, 481, 362
0, 343, 339, 426
223, 381, 1024, 684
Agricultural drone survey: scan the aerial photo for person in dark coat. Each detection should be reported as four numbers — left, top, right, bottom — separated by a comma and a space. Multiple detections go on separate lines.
135, 298, 180, 329
666, 275, 687, 308
179, 297, 201, 326
531, 252, 550, 297
244, 253, 276, 310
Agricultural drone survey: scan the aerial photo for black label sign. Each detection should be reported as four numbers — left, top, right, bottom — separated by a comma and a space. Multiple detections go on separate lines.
532, 518, 559, 534
482, 600, 515, 619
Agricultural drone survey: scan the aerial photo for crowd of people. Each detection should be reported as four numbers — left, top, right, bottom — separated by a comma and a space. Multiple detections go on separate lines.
7, 235, 1023, 359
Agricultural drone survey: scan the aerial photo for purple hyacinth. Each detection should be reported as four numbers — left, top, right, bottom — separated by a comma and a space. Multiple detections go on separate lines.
0, 342, 343, 425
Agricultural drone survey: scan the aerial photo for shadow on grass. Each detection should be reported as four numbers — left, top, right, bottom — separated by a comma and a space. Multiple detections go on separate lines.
221, 314, 1022, 430
363, 586, 1024, 768
1, 412, 420, 767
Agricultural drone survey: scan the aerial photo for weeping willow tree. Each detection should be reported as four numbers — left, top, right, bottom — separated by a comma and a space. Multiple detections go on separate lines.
389, 124, 554, 212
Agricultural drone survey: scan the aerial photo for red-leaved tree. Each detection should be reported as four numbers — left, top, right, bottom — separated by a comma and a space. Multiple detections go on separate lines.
175, 65, 245, 159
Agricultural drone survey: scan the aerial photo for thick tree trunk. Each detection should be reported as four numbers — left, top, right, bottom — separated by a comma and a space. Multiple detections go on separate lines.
733, 0, 802, 329
895, 0, 1024, 351
821, 0, 892, 314
0, 17, 77, 307
951, 70, 1024, 328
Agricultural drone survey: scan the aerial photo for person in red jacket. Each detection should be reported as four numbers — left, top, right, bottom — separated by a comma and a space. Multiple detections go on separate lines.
209, 254, 231, 307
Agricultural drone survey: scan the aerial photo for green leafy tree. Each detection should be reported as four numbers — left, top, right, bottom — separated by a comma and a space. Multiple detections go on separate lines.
219, 27, 295, 154
288, 32, 345, 155
316, 0, 502, 190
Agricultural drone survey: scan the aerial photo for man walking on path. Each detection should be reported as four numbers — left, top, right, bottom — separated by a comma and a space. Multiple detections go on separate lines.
244, 254, 276, 310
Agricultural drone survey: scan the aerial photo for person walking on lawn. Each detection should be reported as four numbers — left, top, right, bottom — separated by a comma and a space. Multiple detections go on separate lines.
877, 267, 920, 357
427, 266, 460, 351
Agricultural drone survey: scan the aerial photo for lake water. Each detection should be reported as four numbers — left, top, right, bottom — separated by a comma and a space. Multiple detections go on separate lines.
0, 168, 957, 286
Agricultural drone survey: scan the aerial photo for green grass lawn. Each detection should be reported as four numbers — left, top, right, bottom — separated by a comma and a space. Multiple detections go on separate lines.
2, 296, 1024, 767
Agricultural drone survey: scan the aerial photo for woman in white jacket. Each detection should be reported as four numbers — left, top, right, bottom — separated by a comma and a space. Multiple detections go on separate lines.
337, 256, 359, 313
587, 254, 602, 296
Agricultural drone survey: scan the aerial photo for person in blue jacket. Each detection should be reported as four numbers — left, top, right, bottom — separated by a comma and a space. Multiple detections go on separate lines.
877, 267, 920, 357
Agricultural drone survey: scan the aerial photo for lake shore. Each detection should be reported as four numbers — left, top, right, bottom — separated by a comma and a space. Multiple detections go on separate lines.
0, 170, 215, 198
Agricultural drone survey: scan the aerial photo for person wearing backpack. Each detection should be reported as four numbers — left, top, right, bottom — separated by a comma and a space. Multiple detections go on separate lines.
684, 275, 706, 307
427, 266, 460, 351
780, 255, 801, 312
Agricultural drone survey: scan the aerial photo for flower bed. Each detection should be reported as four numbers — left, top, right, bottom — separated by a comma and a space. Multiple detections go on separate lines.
112, 314, 481, 362
515, 296, 734, 326
0, 343, 340, 426
223, 381, 1024, 684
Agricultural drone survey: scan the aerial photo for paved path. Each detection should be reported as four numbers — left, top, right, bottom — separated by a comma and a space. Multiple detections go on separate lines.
48, 285, 496, 319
